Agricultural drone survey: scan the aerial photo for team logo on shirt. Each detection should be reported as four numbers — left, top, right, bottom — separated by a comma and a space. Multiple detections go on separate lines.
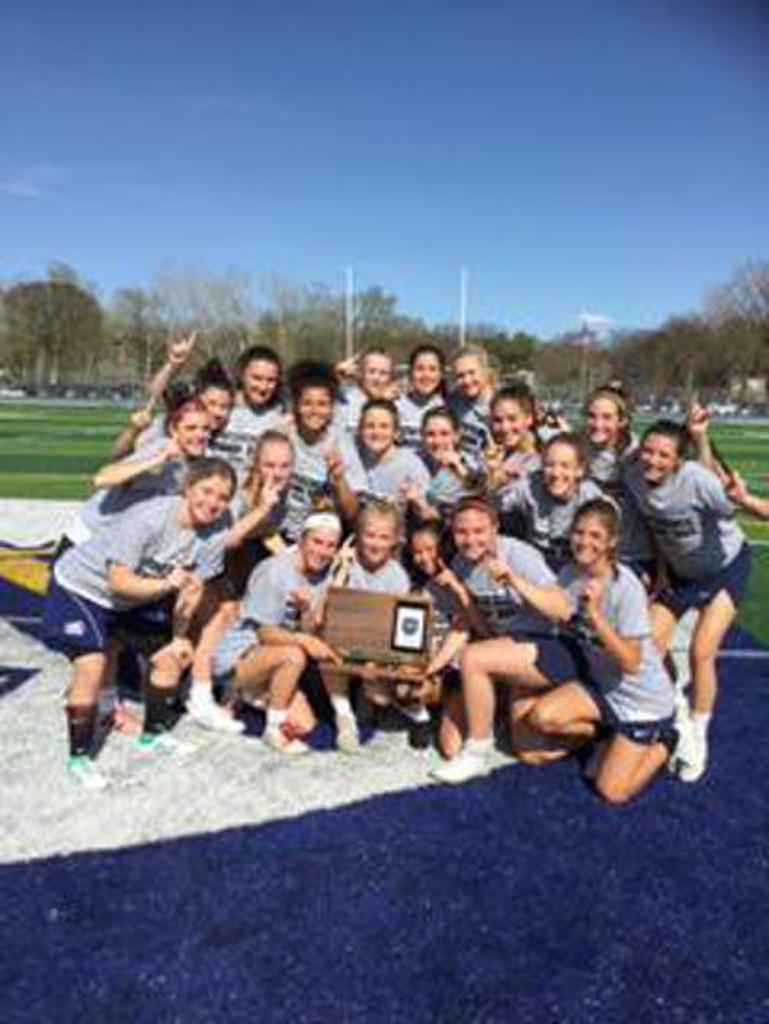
63, 620, 86, 637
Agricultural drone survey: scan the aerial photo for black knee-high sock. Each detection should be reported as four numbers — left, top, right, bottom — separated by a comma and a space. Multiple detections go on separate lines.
66, 705, 97, 757
143, 682, 178, 735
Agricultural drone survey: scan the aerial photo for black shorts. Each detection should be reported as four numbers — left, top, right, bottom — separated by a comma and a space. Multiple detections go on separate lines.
530, 634, 592, 687
578, 678, 677, 750
656, 543, 751, 618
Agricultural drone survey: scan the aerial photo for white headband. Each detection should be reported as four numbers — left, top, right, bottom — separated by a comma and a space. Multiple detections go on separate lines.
301, 512, 343, 537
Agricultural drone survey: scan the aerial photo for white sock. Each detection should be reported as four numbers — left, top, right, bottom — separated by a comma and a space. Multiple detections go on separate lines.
691, 712, 712, 743
189, 681, 214, 704
465, 737, 493, 757
266, 708, 287, 729
332, 696, 354, 720
397, 703, 430, 724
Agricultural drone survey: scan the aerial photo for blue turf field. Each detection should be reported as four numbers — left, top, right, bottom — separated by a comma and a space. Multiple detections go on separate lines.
2, 623, 768, 1023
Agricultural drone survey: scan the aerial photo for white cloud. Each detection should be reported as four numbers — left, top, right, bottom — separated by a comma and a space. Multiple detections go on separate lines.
0, 163, 146, 202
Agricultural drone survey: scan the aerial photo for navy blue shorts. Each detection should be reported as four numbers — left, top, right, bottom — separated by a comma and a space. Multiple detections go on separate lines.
42, 577, 173, 659
577, 678, 677, 749
656, 543, 751, 618
529, 635, 592, 687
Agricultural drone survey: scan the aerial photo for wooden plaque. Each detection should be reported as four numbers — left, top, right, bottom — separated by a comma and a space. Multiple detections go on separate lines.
321, 587, 432, 676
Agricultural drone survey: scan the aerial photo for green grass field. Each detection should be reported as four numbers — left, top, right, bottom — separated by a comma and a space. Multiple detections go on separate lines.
1, 401, 767, 641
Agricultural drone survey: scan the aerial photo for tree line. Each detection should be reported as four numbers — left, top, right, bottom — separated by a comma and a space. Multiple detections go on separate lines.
1, 260, 767, 403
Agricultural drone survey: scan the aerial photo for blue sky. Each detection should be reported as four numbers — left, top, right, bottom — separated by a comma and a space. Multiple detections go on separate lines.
1, 0, 766, 337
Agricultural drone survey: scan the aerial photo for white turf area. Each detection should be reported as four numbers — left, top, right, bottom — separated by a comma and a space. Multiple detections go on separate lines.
0, 620, 511, 865
0, 499, 80, 547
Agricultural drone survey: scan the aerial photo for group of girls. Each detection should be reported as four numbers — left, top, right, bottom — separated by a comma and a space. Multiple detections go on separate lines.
41, 334, 767, 802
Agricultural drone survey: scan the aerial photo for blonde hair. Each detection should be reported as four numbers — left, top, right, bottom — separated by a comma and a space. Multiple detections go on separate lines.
450, 344, 499, 393
355, 498, 403, 542
242, 429, 294, 502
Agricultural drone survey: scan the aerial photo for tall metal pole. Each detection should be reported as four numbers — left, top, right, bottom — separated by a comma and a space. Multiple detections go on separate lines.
579, 316, 590, 403
345, 266, 355, 361
459, 267, 468, 346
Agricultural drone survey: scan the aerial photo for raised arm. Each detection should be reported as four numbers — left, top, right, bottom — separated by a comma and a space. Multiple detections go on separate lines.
726, 470, 769, 520
110, 406, 157, 460
224, 480, 285, 550
149, 331, 198, 404
93, 440, 179, 490
325, 447, 360, 526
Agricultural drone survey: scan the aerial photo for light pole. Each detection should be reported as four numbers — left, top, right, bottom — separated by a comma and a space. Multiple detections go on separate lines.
344, 266, 355, 361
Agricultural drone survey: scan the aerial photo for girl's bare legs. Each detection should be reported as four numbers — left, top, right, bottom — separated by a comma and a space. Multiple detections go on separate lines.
680, 590, 738, 781
236, 645, 311, 753
319, 665, 360, 754
526, 682, 600, 747
186, 591, 244, 733
439, 689, 465, 759
432, 640, 549, 783
509, 691, 572, 766
462, 638, 547, 740
594, 734, 669, 805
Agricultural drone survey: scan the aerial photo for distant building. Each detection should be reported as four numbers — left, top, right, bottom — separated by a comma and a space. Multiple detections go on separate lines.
729, 376, 767, 403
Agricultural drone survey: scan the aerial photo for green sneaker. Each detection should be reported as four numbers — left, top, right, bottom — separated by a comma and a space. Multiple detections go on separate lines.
67, 755, 109, 791
133, 732, 197, 761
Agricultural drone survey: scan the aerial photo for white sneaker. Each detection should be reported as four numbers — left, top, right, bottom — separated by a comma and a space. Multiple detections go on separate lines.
67, 756, 109, 791
430, 749, 492, 785
186, 695, 245, 735
676, 730, 708, 784
335, 714, 361, 755
133, 732, 197, 761
263, 725, 310, 755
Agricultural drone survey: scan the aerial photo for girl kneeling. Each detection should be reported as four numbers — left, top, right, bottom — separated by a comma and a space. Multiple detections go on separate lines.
522, 499, 676, 805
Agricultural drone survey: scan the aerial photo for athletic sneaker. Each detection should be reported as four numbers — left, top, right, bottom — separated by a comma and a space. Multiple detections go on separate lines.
668, 700, 700, 779
133, 732, 197, 761
263, 725, 309, 755
676, 730, 708, 784
185, 694, 245, 735
67, 756, 109, 791
430, 750, 492, 785
335, 714, 361, 755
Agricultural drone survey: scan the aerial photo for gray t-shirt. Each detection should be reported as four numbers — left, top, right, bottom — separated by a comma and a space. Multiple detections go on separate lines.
558, 563, 674, 722
424, 463, 474, 517
56, 496, 229, 610
357, 444, 431, 507
584, 440, 652, 564
623, 459, 744, 580
585, 437, 637, 490
238, 546, 333, 630
344, 557, 411, 595
451, 535, 556, 637
210, 400, 286, 480
395, 391, 444, 450
335, 385, 368, 434
281, 427, 366, 542
447, 392, 492, 469
497, 472, 603, 570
